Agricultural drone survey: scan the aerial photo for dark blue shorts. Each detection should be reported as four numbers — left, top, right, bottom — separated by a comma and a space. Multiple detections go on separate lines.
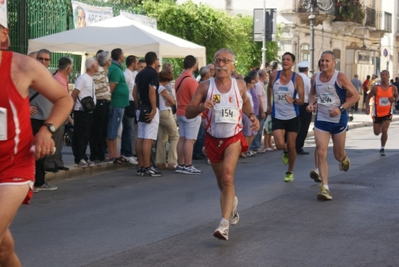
314, 120, 348, 135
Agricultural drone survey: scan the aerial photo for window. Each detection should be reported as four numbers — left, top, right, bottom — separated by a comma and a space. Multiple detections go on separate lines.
300, 44, 309, 62
385, 12, 392, 32
333, 49, 341, 71
397, 2, 399, 33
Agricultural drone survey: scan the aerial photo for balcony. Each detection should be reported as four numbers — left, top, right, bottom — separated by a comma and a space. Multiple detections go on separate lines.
296, 0, 335, 25
368, 11, 392, 38
333, 0, 365, 24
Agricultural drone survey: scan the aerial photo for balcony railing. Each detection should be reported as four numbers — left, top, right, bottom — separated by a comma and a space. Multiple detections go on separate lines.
297, 0, 335, 16
365, 6, 376, 27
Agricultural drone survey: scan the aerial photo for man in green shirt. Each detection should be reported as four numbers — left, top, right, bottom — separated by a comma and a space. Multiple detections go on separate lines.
107, 48, 130, 163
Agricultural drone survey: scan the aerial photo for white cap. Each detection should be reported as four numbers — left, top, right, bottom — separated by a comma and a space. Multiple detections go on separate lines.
0, 0, 7, 29
297, 61, 309, 69
0, 0, 9, 50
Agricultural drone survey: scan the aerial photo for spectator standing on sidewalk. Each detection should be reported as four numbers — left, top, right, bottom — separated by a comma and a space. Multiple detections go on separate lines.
350, 74, 362, 111
156, 69, 179, 170
29, 49, 59, 191
71, 58, 99, 167
250, 69, 268, 153
295, 61, 312, 155
175, 55, 202, 175
89, 51, 112, 164
0, 13, 73, 265
362, 75, 370, 110
44, 56, 73, 172
133, 52, 162, 176
120, 55, 139, 165
107, 48, 130, 164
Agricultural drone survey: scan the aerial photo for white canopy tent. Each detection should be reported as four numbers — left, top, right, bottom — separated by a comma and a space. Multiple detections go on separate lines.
28, 15, 206, 72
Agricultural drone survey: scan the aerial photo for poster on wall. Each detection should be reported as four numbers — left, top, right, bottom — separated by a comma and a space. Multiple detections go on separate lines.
120, 11, 157, 29
71, 0, 113, 28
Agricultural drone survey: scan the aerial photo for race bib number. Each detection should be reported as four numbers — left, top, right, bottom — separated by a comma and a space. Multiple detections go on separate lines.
0, 107, 7, 141
317, 92, 335, 106
214, 106, 239, 124
379, 97, 390, 106
274, 90, 292, 103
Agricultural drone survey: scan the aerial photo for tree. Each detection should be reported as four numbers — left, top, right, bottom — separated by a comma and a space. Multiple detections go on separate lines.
142, 0, 279, 74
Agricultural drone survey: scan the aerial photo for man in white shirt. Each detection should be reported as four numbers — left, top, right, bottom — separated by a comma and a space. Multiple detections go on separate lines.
121, 55, 139, 164
71, 58, 99, 167
296, 61, 312, 155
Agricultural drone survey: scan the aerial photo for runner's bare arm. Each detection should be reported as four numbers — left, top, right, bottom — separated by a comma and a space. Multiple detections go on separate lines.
289, 75, 304, 105
306, 76, 317, 113
12, 53, 73, 159
267, 72, 275, 113
238, 79, 260, 131
390, 85, 399, 102
186, 80, 211, 119
365, 84, 378, 111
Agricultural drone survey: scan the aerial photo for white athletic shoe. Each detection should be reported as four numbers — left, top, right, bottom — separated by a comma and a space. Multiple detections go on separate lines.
213, 221, 229, 241
229, 196, 239, 226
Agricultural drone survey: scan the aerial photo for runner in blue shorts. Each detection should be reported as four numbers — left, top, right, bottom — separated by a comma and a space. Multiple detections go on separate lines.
307, 50, 360, 201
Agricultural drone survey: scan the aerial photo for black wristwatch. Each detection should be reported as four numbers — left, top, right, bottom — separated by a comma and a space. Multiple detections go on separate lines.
339, 105, 345, 113
43, 123, 56, 134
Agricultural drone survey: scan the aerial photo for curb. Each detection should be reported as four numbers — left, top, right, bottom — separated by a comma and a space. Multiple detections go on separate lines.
45, 163, 137, 182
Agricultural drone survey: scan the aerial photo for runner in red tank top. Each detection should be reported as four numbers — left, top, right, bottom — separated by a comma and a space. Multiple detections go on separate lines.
365, 70, 399, 156
0, 14, 73, 266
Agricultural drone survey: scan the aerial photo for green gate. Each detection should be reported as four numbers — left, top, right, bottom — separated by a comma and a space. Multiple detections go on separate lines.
7, 0, 80, 81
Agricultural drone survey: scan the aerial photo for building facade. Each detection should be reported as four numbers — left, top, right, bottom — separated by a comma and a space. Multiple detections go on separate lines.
177, 0, 398, 82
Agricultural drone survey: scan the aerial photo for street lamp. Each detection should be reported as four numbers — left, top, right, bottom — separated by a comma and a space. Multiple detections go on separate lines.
308, 0, 315, 75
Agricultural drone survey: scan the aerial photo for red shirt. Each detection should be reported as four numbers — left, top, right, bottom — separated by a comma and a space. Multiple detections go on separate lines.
0, 52, 35, 183
175, 70, 198, 117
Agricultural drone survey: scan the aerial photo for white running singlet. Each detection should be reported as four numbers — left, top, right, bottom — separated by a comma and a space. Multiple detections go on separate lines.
314, 70, 347, 123
203, 78, 243, 138
271, 71, 299, 120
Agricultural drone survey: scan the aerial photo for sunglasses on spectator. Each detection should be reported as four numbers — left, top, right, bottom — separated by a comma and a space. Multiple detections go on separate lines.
38, 57, 50, 62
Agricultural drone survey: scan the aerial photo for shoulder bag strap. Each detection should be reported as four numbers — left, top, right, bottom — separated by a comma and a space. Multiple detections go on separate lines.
175, 76, 190, 94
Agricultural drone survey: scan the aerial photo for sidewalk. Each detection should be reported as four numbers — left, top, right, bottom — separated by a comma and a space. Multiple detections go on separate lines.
45, 110, 399, 182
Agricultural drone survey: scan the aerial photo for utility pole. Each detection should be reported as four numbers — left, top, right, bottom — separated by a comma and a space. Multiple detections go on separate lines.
261, 0, 266, 69
309, 0, 315, 75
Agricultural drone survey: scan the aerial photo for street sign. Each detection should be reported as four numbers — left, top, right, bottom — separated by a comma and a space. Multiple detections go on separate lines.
253, 8, 277, 42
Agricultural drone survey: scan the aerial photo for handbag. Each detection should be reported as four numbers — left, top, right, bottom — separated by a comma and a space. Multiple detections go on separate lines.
78, 96, 95, 113
170, 104, 177, 115
77, 81, 96, 113
125, 101, 136, 118
138, 104, 152, 123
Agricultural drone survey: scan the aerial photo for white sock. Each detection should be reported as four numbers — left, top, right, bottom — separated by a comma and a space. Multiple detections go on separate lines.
220, 218, 229, 226
323, 184, 329, 191
381, 146, 384, 150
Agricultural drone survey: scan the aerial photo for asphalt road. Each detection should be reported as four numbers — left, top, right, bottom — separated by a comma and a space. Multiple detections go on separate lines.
12, 121, 399, 267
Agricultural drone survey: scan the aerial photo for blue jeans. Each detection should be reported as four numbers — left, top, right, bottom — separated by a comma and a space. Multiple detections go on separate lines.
250, 114, 266, 150
120, 113, 134, 157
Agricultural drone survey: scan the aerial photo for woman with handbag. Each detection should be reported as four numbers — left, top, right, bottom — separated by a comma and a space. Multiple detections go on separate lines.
155, 70, 179, 170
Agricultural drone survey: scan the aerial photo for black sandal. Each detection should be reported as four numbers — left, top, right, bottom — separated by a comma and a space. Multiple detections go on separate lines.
113, 156, 128, 164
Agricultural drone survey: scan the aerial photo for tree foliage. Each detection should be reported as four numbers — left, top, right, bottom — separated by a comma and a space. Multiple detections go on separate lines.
142, 0, 279, 74
78, 0, 280, 74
